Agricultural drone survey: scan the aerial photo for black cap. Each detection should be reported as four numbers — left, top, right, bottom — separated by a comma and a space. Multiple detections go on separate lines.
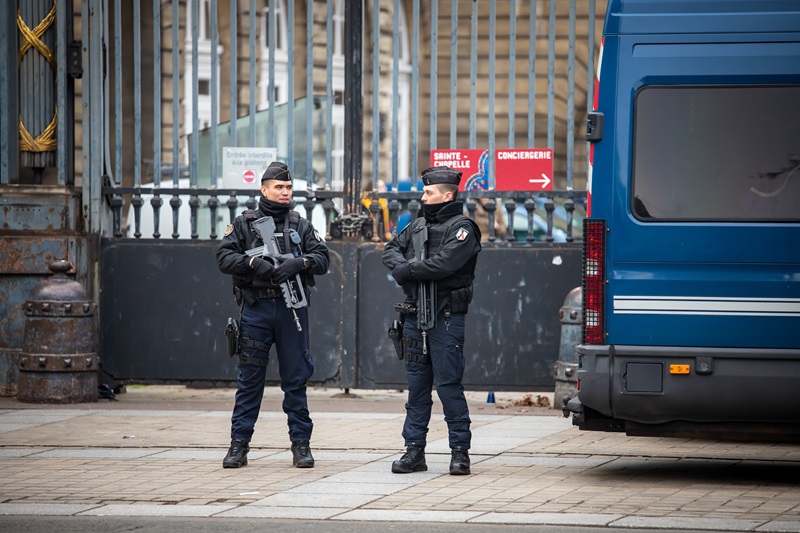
261, 161, 291, 182
421, 166, 462, 186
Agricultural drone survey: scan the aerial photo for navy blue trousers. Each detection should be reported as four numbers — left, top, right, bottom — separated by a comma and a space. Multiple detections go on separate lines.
401, 310, 471, 450
230, 297, 314, 444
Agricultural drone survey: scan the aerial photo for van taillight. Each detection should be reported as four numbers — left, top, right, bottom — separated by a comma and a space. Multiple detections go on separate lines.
582, 219, 606, 345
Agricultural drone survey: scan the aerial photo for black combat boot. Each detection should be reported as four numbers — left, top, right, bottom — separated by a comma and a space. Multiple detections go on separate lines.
222, 439, 249, 468
449, 448, 470, 475
291, 441, 315, 468
391, 446, 427, 473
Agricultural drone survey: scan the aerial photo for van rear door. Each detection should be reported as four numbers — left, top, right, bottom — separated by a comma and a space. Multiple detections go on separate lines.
603, 26, 800, 350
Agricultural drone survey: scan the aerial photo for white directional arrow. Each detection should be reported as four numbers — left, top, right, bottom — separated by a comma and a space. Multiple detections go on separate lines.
529, 173, 551, 189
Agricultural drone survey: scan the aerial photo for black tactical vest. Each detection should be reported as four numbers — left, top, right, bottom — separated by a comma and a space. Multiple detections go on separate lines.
235, 209, 315, 288
403, 214, 478, 295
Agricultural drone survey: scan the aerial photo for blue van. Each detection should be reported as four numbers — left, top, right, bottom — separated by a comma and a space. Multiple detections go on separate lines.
567, 0, 800, 440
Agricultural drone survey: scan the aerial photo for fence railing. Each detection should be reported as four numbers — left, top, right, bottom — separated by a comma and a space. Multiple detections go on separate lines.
89, 0, 600, 239
105, 184, 585, 243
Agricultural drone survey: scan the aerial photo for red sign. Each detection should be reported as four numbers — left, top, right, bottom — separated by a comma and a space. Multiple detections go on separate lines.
242, 169, 257, 184
495, 148, 554, 191
430, 149, 488, 191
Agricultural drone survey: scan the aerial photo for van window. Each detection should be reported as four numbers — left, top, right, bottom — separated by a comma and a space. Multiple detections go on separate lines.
631, 85, 800, 222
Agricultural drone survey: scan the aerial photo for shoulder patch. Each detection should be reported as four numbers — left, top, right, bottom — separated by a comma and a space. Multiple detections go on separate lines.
314, 230, 324, 242
224, 224, 234, 237
456, 227, 469, 241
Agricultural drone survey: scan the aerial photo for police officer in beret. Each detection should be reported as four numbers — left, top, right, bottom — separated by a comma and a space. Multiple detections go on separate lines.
216, 161, 330, 469
382, 165, 482, 475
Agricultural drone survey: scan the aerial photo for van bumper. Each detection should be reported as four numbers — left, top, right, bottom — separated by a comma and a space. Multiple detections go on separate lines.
569, 344, 800, 441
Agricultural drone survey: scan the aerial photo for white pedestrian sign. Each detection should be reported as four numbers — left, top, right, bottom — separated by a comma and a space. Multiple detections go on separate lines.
221, 147, 278, 189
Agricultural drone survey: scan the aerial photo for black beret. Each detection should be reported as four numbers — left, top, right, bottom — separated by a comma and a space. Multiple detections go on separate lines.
421, 166, 462, 186
261, 161, 291, 182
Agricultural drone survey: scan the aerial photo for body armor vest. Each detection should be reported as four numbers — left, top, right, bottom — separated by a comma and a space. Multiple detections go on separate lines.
233, 209, 315, 289
404, 215, 477, 296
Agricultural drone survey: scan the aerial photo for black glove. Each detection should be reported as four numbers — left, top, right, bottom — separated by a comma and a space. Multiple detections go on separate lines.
273, 257, 305, 284
392, 262, 413, 286
251, 257, 275, 281
401, 281, 416, 296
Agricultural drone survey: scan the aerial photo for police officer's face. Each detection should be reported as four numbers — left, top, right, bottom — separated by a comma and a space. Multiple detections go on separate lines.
261, 180, 293, 204
421, 184, 452, 205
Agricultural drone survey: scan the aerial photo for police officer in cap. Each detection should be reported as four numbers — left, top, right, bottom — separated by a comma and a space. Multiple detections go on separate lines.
216, 161, 330, 469
382, 165, 482, 475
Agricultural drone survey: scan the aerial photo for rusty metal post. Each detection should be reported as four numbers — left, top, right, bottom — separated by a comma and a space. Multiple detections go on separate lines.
17, 259, 98, 403
334, 0, 364, 389
553, 286, 582, 410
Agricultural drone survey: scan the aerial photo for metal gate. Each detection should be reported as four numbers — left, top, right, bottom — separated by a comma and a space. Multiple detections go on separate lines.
1, 0, 602, 393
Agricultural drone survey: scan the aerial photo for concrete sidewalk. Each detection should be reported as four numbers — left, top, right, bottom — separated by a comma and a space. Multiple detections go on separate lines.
1, 385, 799, 531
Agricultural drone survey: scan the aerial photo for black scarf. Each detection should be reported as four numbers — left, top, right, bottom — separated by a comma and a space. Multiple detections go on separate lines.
422, 202, 446, 223
258, 197, 291, 221
422, 201, 463, 223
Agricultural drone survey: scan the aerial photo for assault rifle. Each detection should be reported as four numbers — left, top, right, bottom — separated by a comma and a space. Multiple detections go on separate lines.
412, 224, 436, 354
249, 216, 308, 331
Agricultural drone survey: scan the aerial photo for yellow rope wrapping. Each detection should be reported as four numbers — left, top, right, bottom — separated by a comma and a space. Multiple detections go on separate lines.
20, 110, 58, 153
17, 1, 58, 153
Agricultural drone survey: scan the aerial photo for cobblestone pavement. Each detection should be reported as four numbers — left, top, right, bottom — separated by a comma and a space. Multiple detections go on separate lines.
0, 386, 798, 532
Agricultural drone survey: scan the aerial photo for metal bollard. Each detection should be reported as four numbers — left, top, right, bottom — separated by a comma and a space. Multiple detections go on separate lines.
553, 287, 581, 411
17, 260, 98, 403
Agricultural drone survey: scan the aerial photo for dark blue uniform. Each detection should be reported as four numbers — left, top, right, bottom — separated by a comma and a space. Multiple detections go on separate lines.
382, 199, 481, 458
232, 297, 313, 443
400, 310, 469, 448
217, 199, 329, 450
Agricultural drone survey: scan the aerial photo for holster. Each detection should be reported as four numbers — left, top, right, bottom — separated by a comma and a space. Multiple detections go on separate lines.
389, 300, 416, 361
388, 319, 404, 360
225, 317, 240, 358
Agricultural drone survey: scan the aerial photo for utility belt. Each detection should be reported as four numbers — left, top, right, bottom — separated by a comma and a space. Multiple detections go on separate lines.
252, 287, 283, 299
392, 286, 472, 316
234, 285, 282, 305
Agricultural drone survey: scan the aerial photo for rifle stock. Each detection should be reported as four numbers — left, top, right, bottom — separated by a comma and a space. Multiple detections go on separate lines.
251, 216, 308, 331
